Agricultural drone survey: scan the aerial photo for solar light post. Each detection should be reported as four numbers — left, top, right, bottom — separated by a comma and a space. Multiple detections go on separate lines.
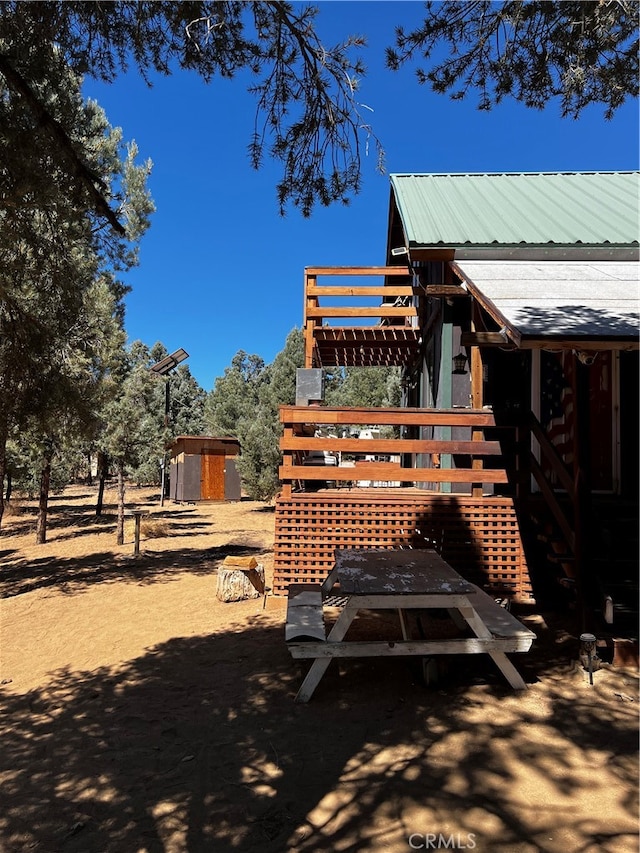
149, 348, 189, 505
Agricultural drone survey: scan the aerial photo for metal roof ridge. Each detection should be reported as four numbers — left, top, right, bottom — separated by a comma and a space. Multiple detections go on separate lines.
390, 170, 640, 178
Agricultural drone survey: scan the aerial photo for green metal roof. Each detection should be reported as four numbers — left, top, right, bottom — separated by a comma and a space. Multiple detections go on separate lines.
390, 172, 640, 257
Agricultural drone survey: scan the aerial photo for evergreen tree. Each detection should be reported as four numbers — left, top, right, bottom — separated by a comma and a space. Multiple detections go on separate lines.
324, 366, 401, 439
326, 366, 401, 408
204, 351, 267, 438
0, 2, 381, 217
102, 359, 166, 545
387, 1, 638, 119
236, 327, 304, 500
166, 364, 208, 437
0, 48, 153, 528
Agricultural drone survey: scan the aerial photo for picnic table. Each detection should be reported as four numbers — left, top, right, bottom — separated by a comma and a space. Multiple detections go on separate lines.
286, 548, 536, 702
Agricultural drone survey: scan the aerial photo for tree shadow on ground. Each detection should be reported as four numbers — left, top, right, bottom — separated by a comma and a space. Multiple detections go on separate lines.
0, 490, 273, 598
0, 542, 271, 599
1, 617, 637, 853
3, 495, 270, 538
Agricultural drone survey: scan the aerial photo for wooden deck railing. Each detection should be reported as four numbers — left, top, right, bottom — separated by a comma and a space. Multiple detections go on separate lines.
303, 266, 419, 368
519, 411, 576, 552
279, 405, 512, 498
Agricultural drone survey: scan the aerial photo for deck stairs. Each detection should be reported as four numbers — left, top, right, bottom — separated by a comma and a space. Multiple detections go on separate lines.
524, 494, 638, 661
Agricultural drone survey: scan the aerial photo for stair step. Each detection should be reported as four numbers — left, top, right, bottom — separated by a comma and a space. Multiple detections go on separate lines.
547, 554, 575, 564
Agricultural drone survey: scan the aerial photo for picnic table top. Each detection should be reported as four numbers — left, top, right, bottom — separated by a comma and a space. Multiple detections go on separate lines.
334, 548, 476, 596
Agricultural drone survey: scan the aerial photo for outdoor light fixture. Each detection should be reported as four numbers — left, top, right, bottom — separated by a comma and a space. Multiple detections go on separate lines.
149, 347, 189, 376
401, 374, 417, 391
579, 632, 600, 685
149, 347, 189, 506
452, 352, 468, 374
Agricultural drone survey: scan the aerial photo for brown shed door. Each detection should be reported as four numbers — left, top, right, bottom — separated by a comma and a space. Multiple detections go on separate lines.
201, 451, 226, 500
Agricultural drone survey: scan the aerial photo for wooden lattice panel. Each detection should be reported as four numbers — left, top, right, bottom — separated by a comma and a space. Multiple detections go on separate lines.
273, 491, 533, 602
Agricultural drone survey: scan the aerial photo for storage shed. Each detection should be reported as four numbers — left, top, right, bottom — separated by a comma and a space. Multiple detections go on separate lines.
170, 436, 241, 502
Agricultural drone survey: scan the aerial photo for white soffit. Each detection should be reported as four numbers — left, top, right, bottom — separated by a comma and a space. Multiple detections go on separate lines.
453, 260, 640, 340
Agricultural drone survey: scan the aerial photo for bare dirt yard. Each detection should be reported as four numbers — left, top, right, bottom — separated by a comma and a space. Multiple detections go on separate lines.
1, 484, 638, 853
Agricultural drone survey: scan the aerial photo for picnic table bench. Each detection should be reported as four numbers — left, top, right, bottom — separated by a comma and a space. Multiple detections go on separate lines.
285, 548, 535, 702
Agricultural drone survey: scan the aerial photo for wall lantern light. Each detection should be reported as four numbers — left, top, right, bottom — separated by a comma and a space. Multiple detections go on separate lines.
452, 352, 468, 374
401, 374, 417, 391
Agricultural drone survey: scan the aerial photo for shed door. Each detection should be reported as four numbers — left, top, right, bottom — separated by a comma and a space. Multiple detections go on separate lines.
201, 451, 226, 500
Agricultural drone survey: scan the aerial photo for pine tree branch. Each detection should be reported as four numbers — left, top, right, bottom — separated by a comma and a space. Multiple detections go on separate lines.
0, 53, 126, 235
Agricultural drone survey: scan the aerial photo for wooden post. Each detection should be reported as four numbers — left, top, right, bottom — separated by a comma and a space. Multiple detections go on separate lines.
439, 300, 453, 493
132, 510, 144, 556
470, 304, 485, 497
159, 456, 166, 507
280, 417, 293, 499
572, 356, 593, 632
304, 271, 318, 368
515, 416, 531, 503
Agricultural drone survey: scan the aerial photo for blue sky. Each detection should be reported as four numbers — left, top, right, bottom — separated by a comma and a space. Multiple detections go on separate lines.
83, 1, 639, 392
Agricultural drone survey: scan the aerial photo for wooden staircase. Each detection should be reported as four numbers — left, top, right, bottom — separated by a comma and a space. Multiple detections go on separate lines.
520, 491, 638, 665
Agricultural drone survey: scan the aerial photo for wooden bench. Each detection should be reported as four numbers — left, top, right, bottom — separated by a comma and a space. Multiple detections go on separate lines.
285, 584, 327, 644
462, 585, 536, 650
285, 581, 535, 650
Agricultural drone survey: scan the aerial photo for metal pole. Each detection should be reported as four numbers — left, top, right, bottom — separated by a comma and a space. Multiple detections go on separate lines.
162, 376, 170, 505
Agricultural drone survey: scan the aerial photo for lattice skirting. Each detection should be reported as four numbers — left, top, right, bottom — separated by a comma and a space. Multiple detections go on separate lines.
273, 490, 534, 602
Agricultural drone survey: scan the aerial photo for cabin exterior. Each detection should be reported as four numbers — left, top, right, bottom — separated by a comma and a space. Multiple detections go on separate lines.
272, 171, 639, 641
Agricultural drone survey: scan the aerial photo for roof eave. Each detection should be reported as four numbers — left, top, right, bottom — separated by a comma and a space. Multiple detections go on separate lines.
409, 244, 640, 262
516, 335, 640, 351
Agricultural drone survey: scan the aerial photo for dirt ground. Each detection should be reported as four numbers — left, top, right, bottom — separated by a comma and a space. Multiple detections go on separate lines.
1, 484, 638, 853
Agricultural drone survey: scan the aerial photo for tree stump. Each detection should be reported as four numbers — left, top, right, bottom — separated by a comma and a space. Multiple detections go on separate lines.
216, 556, 265, 602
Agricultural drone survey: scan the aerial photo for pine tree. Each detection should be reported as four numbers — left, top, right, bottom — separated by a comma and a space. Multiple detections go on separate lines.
326, 366, 401, 408
236, 328, 304, 500
0, 49, 153, 528
386, 1, 638, 119
102, 361, 166, 545
0, 2, 381, 216
166, 365, 208, 438
205, 351, 267, 438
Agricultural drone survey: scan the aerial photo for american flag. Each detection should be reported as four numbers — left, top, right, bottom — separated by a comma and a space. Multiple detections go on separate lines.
540, 351, 574, 476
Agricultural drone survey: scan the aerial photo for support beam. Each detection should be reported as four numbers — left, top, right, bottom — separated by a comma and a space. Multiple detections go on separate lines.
426, 285, 469, 297
461, 331, 514, 347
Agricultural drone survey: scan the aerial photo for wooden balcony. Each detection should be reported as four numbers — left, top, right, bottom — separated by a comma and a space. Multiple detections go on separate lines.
274, 402, 531, 600
279, 405, 509, 498
303, 266, 422, 368
275, 273, 534, 602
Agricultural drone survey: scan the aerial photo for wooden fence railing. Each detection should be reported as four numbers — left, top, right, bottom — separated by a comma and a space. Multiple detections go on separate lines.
279, 405, 512, 498
303, 266, 417, 368
516, 411, 576, 556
